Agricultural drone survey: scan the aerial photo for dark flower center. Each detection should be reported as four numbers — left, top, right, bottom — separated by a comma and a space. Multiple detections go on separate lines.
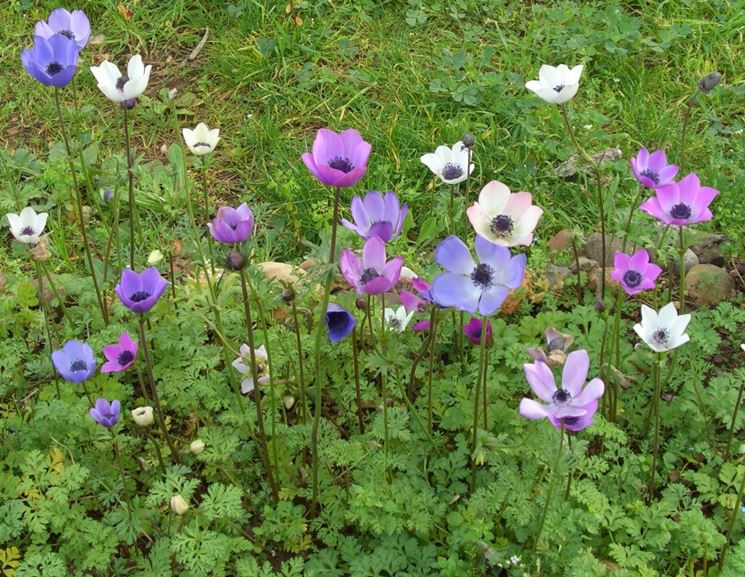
70, 359, 88, 372
116, 75, 129, 91
562, 416, 580, 426
552, 389, 572, 406
130, 290, 151, 302
21, 226, 35, 236
653, 329, 669, 344
118, 351, 134, 366
327, 312, 350, 333
360, 268, 380, 285
489, 214, 514, 237
639, 168, 660, 185
388, 318, 402, 329
46, 62, 63, 75
470, 263, 494, 289
471, 327, 482, 339
553, 84, 565, 93
328, 156, 354, 173
441, 163, 463, 181
623, 270, 642, 288
194, 142, 211, 148
59, 29, 76, 39
228, 221, 238, 230
670, 203, 692, 220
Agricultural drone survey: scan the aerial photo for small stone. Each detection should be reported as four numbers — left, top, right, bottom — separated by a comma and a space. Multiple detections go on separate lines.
689, 232, 728, 266
569, 257, 598, 273
547, 229, 573, 253
669, 248, 699, 275
544, 264, 571, 291
259, 261, 304, 286
584, 232, 624, 266
685, 264, 733, 306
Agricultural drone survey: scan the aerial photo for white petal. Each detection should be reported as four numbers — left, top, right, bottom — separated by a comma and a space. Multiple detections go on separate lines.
420, 152, 443, 174
569, 64, 584, 84
477, 180, 510, 215
182, 127, 196, 148
657, 302, 678, 327
127, 54, 145, 80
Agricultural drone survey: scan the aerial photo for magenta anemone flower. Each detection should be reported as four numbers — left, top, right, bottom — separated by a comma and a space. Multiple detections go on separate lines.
90, 398, 121, 429
101, 332, 138, 373
208, 203, 254, 244
431, 235, 526, 316
52, 340, 96, 383
519, 350, 604, 432
630, 148, 678, 189
463, 317, 492, 345
35, 8, 91, 50
340, 237, 404, 295
639, 172, 718, 226
611, 249, 662, 295
21, 35, 79, 87
341, 190, 408, 242
301, 128, 371, 187
115, 268, 168, 313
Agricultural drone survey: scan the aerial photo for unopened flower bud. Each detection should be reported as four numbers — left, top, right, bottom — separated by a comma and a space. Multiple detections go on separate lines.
226, 251, 245, 270
189, 439, 205, 454
698, 71, 722, 93
283, 395, 295, 410
168, 88, 178, 100
281, 287, 295, 303
462, 132, 476, 148
147, 249, 164, 265
131, 406, 154, 427
101, 188, 115, 202
121, 98, 137, 110
170, 495, 189, 515
355, 297, 367, 311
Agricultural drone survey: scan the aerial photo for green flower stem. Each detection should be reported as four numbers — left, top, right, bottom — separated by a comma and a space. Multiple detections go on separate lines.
239, 268, 278, 500
532, 426, 565, 552
570, 233, 583, 301
648, 353, 664, 501
201, 156, 215, 276
40, 260, 66, 316
678, 226, 686, 313
111, 431, 133, 520
145, 428, 166, 475
448, 183, 456, 235
290, 297, 308, 424
137, 316, 179, 463
34, 260, 60, 399
352, 325, 365, 434
724, 375, 745, 458
469, 314, 488, 491
1, 152, 22, 210
427, 308, 439, 436
81, 380, 94, 406
620, 187, 644, 254
380, 294, 389, 470
718, 455, 745, 570
482, 334, 491, 429
53, 88, 108, 325
122, 105, 140, 270
564, 433, 574, 500
608, 290, 625, 421
310, 186, 342, 513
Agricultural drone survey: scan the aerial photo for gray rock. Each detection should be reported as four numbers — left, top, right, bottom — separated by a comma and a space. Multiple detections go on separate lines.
584, 232, 624, 266
569, 257, 599, 273
685, 264, 733, 306
545, 264, 572, 290
669, 248, 699, 275
689, 233, 728, 266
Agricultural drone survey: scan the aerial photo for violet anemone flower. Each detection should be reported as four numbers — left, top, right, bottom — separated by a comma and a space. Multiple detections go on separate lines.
463, 317, 492, 345
90, 398, 121, 429
101, 332, 138, 373
325, 304, 356, 342
467, 180, 543, 247
340, 237, 404, 295
341, 190, 408, 242
52, 340, 96, 383
21, 34, 79, 87
301, 128, 371, 188
630, 148, 678, 189
115, 268, 168, 313
611, 249, 662, 296
519, 349, 604, 432
35, 8, 91, 50
431, 235, 526, 316
208, 203, 254, 244
639, 172, 718, 226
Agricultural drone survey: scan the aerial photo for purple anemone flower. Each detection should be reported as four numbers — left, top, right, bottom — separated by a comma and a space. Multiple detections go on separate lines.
611, 249, 662, 296
101, 332, 138, 373
341, 190, 408, 242
431, 235, 526, 316
630, 148, 678, 189
325, 304, 356, 342
21, 34, 79, 87
115, 268, 168, 313
639, 172, 718, 226
35, 8, 91, 50
340, 237, 404, 295
301, 128, 371, 188
52, 340, 96, 383
463, 317, 493, 345
519, 349, 604, 432
208, 203, 254, 244
90, 398, 121, 429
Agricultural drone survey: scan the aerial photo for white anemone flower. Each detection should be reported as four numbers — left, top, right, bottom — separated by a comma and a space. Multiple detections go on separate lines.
182, 123, 220, 156
525, 64, 584, 105
633, 302, 691, 353
90, 54, 151, 104
131, 406, 154, 427
385, 306, 415, 333
6, 206, 48, 244
420, 141, 475, 185
232, 344, 270, 394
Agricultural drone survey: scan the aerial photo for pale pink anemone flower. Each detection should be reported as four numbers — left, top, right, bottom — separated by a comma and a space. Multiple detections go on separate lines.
467, 180, 543, 247
639, 172, 718, 226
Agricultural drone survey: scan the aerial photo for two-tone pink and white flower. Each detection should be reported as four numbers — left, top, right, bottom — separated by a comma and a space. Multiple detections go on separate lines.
467, 180, 542, 247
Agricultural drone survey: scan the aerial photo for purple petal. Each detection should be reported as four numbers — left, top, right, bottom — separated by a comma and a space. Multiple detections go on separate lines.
561, 350, 590, 397
431, 271, 480, 312
364, 191, 386, 223
519, 398, 550, 420
474, 235, 511, 268
434, 235, 475, 275
312, 128, 343, 165
349, 195, 370, 232
572, 377, 605, 406
478, 285, 509, 316
524, 361, 556, 402
381, 256, 404, 286
362, 237, 386, 271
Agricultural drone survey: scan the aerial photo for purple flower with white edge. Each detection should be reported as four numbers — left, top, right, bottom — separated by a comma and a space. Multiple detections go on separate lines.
463, 317, 492, 345
630, 148, 678, 189
52, 340, 96, 383
115, 268, 168, 313
101, 332, 138, 373
22, 34, 79, 87
611, 249, 662, 296
35, 8, 91, 50
325, 304, 356, 342
341, 190, 408, 242
340, 237, 404, 295
208, 203, 254, 244
519, 350, 604, 432
90, 398, 121, 429
301, 128, 371, 188
639, 172, 718, 226
431, 235, 526, 316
